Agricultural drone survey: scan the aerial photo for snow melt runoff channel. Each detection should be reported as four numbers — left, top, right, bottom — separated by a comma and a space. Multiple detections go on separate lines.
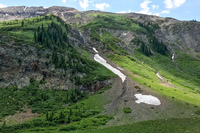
93, 48, 126, 83
93, 48, 161, 106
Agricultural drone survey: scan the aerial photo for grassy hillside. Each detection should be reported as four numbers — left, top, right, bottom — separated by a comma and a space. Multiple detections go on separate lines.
2, 87, 200, 133
108, 53, 200, 106
0, 14, 116, 84
66, 118, 200, 133
82, 13, 146, 33
0, 14, 116, 132
0, 84, 113, 133
80, 12, 200, 105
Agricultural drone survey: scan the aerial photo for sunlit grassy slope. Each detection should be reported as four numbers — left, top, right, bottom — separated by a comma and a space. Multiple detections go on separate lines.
82, 12, 200, 93
81, 12, 200, 106
107, 51, 200, 106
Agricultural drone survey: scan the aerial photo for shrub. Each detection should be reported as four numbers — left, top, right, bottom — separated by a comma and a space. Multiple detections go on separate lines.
98, 86, 112, 94
98, 90, 104, 94
71, 116, 81, 122
135, 86, 141, 89
123, 107, 132, 113
31, 119, 56, 127
60, 124, 77, 131
30, 78, 36, 84
195, 110, 200, 115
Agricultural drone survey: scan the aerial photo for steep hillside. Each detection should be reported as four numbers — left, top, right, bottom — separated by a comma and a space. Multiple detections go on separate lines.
0, 7, 200, 133
0, 14, 116, 129
60, 10, 200, 55
0, 14, 115, 90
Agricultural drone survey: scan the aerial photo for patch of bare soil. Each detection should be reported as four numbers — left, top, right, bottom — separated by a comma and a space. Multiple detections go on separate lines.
160, 82, 173, 88
5, 107, 39, 124
130, 73, 141, 79
157, 73, 189, 92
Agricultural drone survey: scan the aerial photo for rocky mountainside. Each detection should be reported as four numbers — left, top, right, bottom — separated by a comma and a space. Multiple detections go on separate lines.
1, 6, 200, 133
65, 10, 200, 55
0, 6, 77, 21
0, 14, 114, 91
1, 6, 200, 55
0, 6, 200, 100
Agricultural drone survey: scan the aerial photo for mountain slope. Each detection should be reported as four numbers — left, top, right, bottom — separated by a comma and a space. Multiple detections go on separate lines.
0, 7, 200, 133
0, 14, 115, 89
0, 14, 116, 123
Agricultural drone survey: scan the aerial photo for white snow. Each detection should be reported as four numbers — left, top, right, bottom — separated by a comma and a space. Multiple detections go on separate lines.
134, 94, 161, 106
172, 54, 174, 60
123, 33, 127, 36
117, 67, 123, 71
24, 6, 27, 11
156, 72, 163, 80
36, 12, 45, 14
94, 54, 126, 83
93, 48, 98, 53
172, 54, 175, 62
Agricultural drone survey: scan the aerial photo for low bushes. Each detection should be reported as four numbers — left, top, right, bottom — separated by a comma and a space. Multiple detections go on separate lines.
123, 107, 132, 113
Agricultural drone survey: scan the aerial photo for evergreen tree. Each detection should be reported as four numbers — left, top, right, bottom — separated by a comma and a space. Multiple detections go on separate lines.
59, 111, 65, 123
37, 26, 40, 32
66, 91, 69, 102
70, 108, 72, 115
52, 51, 59, 65
67, 115, 71, 123
46, 111, 49, 121
34, 30, 37, 42
21, 21, 24, 27
140, 43, 152, 56
42, 23, 44, 31
49, 111, 54, 121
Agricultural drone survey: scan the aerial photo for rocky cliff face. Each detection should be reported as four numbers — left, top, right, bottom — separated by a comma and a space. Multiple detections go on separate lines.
0, 34, 113, 91
61, 10, 200, 55
0, 13, 114, 91
0, 6, 78, 21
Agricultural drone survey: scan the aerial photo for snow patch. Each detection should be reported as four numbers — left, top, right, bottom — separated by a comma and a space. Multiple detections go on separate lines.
36, 12, 45, 14
172, 54, 175, 62
94, 54, 126, 83
123, 33, 127, 36
24, 6, 27, 11
93, 48, 98, 53
156, 72, 163, 80
135, 94, 161, 106
172, 54, 174, 60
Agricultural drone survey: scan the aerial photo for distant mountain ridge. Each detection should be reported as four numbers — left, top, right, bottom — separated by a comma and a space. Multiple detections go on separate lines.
0, 6, 200, 55
0, 6, 77, 13
0, 6, 78, 21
